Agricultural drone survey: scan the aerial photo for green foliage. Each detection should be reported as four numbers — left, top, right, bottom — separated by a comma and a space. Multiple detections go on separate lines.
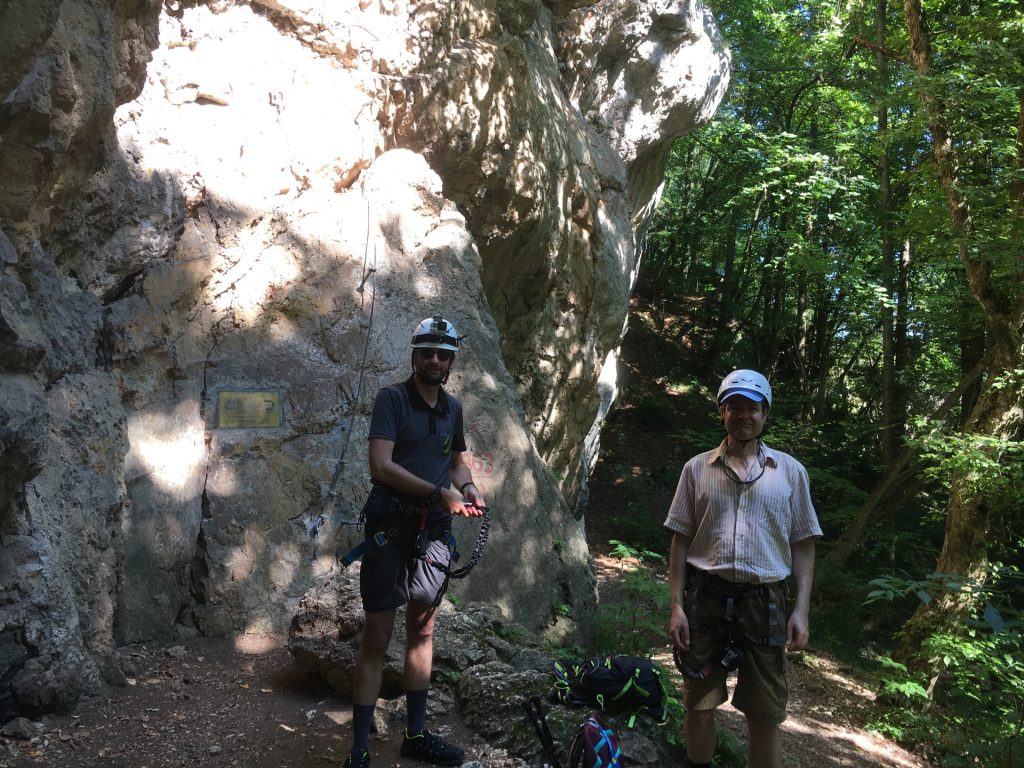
864, 566, 1024, 766
632, 395, 676, 431
671, 426, 727, 458
910, 418, 1024, 503
865, 655, 939, 745
594, 543, 670, 658
608, 494, 671, 557
713, 729, 751, 767
606, 540, 666, 564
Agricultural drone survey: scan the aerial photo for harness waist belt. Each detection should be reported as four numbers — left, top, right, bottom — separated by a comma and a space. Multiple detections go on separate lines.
689, 568, 787, 647
690, 569, 782, 593
389, 498, 423, 515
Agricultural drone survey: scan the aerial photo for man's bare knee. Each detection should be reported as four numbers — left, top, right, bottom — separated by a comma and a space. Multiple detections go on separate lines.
361, 610, 396, 651
405, 602, 438, 644
687, 708, 717, 725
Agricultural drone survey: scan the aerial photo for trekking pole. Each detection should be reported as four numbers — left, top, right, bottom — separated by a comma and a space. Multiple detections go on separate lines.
523, 696, 562, 768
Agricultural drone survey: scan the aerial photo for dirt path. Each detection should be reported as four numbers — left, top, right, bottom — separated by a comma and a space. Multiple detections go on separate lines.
0, 598, 929, 768
0, 635, 493, 768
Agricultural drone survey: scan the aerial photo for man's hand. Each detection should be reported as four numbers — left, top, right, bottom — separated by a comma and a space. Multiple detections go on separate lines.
786, 608, 810, 651
443, 487, 485, 517
669, 603, 691, 651
462, 483, 486, 514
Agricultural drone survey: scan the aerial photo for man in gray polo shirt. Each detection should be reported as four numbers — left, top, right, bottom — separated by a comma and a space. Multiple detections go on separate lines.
666, 369, 822, 768
344, 316, 485, 768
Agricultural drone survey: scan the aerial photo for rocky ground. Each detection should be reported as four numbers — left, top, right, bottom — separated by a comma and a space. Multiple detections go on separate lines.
0, 598, 929, 768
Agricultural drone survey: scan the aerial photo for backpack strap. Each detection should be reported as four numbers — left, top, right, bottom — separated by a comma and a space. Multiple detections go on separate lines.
587, 715, 623, 768
552, 658, 584, 704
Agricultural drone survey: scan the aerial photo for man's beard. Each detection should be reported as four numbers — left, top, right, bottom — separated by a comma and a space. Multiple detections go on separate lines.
416, 366, 445, 386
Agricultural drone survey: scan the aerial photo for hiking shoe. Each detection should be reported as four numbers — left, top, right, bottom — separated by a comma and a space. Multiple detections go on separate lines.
342, 750, 370, 768
399, 728, 465, 766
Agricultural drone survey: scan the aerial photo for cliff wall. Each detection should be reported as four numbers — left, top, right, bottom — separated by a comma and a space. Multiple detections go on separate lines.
0, 0, 728, 717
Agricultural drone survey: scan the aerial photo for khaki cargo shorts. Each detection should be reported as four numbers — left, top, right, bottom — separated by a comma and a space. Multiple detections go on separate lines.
679, 576, 789, 723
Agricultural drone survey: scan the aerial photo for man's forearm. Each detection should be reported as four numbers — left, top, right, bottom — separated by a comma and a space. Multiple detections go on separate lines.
790, 537, 816, 612
669, 532, 693, 608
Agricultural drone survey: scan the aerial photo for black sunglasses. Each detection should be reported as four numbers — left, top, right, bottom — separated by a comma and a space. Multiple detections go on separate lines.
417, 348, 453, 361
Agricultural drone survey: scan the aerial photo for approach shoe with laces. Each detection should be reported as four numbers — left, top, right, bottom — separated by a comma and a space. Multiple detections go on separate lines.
399, 728, 465, 766
342, 749, 370, 768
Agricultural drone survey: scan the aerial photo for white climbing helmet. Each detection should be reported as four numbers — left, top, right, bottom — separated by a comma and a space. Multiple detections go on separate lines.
717, 369, 772, 407
411, 316, 460, 352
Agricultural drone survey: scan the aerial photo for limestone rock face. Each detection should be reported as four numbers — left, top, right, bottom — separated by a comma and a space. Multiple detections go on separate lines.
0, 0, 728, 718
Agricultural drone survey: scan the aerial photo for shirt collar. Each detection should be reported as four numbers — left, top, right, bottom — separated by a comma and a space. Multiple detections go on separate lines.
403, 376, 450, 413
708, 439, 778, 468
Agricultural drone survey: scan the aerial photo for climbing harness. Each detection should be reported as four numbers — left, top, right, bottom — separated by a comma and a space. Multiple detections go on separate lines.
672, 570, 786, 680
336, 500, 493, 591
338, 526, 400, 568
672, 593, 745, 681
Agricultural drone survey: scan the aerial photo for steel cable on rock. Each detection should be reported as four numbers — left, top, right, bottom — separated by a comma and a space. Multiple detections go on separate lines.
310, 200, 378, 539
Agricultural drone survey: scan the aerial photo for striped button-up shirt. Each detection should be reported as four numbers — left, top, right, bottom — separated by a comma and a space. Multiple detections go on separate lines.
664, 440, 822, 584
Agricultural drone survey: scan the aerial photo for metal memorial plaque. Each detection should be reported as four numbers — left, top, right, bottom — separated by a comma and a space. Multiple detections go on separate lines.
216, 390, 283, 429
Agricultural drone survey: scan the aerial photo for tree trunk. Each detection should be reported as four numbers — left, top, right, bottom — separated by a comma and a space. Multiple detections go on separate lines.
894, 238, 910, 435
877, 0, 898, 467
824, 354, 989, 568
712, 205, 741, 352
897, 0, 1024, 655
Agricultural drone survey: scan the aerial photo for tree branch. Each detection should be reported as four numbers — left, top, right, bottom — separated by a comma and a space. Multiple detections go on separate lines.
824, 349, 992, 567
847, 35, 910, 64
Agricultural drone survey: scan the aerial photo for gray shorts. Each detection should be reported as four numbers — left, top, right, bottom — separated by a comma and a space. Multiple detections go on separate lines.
358, 489, 452, 612
360, 536, 451, 612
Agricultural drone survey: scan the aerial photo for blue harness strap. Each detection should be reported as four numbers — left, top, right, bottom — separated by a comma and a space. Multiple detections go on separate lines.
338, 526, 459, 569
338, 526, 400, 568
438, 529, 460, 562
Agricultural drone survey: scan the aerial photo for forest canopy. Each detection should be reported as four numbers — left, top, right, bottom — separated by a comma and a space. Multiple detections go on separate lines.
637, 0, 1024, 763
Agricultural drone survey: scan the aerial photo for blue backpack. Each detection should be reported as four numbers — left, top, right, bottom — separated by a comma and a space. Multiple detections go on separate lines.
569, 712, 623, 768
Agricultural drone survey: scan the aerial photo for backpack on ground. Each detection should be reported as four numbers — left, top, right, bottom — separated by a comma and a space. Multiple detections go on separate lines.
552, 655, 672, 725
569, 712, 623, 768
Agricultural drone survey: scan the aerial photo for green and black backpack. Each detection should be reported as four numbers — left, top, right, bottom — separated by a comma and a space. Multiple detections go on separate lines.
552, 655, 673, 726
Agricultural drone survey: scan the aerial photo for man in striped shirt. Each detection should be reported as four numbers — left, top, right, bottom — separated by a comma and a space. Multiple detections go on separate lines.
666, 370, 822, 768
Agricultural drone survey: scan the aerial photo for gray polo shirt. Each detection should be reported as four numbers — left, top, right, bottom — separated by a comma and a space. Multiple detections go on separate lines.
368, 377, 467, 503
